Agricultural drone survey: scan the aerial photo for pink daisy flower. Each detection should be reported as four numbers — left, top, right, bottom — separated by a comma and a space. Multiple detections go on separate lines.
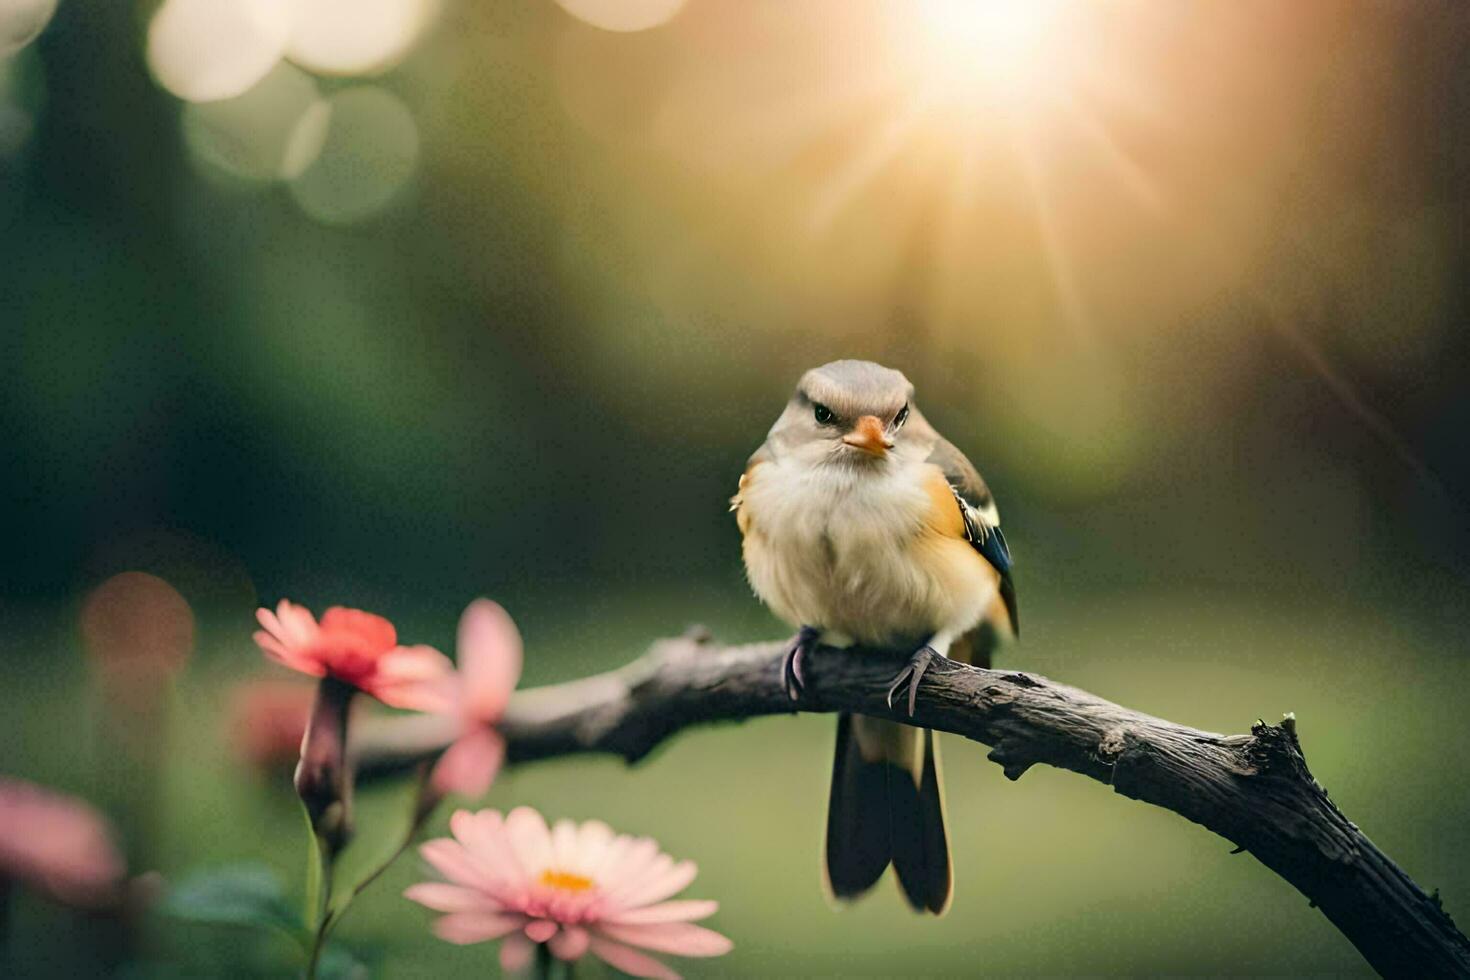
406, 807, 733, 979
253, 600, 452, 711
0, 778, 126, 910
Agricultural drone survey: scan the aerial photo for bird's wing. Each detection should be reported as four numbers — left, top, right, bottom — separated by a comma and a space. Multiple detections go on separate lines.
926, 437, 1018, 633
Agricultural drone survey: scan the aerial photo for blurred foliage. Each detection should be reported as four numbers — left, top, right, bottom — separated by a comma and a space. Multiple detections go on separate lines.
2, 0, 1469, 976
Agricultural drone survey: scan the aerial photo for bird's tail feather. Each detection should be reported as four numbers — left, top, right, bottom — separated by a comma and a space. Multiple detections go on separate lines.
825, 714, 952, 914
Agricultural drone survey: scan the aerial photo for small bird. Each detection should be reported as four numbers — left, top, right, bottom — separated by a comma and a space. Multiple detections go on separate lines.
731, 359, 1017, 914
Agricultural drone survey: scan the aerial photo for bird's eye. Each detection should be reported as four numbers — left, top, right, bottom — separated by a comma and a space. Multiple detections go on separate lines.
813, 403, 835, 425
893, 404, 909, 429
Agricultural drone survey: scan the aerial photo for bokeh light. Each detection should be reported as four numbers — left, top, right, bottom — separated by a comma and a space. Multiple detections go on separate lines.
146, 0, 293, 103
554, 0, 687, 34
181, 61, 327, 183
285, 0, 440, 76
80, 571, 195, 679
142, 0, 439, 224
0, 0, 56, 57
0, 47, 39, 161
287, 86, 418, 225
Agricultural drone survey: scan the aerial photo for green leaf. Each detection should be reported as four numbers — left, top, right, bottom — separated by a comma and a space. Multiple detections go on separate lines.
157, 863, 302, 938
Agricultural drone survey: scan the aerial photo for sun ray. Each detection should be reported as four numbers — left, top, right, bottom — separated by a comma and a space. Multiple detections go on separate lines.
1252, 294, 1450, 500
1062, 94, 1167, 215
808, 94, 929, 233
1013, 125, 1093, 344
927, 130, 985, 327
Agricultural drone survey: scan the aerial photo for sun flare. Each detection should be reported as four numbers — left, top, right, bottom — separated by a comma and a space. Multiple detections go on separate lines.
908, 0, 1065, 106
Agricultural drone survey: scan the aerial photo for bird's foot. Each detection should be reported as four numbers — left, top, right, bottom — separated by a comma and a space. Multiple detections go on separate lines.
886, 644, 940, 717
782, 626, 821, 702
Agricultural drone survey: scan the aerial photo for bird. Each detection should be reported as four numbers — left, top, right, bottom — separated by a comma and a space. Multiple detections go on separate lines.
730, 359, 1017, 915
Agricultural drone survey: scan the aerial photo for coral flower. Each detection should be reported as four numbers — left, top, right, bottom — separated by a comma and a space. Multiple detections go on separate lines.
0, 778, 126, 909
406, 807, 732, 979
253, 600, 452, 710
429, 599, 523, 798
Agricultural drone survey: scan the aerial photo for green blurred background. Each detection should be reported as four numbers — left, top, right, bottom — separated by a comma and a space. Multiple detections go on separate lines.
3, 0, 1469, 976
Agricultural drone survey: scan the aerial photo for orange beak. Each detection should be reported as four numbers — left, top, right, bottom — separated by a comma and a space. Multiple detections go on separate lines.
842, 415, 893, 456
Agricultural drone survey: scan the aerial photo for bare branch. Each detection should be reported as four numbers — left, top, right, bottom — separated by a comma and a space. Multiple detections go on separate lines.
355, 630, 1470, 978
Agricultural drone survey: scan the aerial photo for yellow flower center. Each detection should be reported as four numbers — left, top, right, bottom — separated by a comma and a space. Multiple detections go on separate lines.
538, 869, 595, 893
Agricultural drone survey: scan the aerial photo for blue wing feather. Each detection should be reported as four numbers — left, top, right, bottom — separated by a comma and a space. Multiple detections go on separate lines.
978, 524, 1012, 577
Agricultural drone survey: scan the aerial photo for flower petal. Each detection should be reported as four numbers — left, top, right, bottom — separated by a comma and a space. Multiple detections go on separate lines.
604, 900, 719, 925
370, 645, 456, 711
379, 645, 454, 679
606, 851, 669, 897
575, 819, 615, 872
504, 806, 553, 873
500, 934, 534, 973
456, 598, 522, 722
450, 808, 504, 854
252, 629, 289, 659
525, 919, 558, 943
274, 600, 320, 649
255, 607, 284, 640
615, 859, 698, 910
430, 729, 505, 799
551, 818, 580, 871
450, 809, 528, 892
595, 922, 733, 958
432, 911, 525, 944
404, 882, 503, 913
588, 936, 681, 980
583, 831, 634, 885
320, 606, 396, 651
550, 925, 591, 961
419, 838, 496, 890
252, 630, 326, 676
597, 837, 660, 894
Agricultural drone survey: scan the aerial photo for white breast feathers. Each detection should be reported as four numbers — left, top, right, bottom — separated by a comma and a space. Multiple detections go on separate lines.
737, 456, 996, 647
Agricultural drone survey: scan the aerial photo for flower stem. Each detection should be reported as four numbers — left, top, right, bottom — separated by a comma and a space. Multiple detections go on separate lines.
302, 818, 337, 977
1, 876, 12, 956
296, 678, 356, 857
297, 676, 355, 979
533, 942, 554, 980
305, 765, 437, 978
305, 918, 329, 980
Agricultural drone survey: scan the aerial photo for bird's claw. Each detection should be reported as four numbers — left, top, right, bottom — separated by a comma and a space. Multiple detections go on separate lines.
782, 627, 820, 702
886, 644, 939, 717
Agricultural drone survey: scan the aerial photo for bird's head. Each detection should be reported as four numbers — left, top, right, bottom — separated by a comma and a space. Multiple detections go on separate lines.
766, 360, 926, 469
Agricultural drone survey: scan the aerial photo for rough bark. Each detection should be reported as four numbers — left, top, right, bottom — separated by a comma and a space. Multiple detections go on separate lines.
355, 630, 1470, 978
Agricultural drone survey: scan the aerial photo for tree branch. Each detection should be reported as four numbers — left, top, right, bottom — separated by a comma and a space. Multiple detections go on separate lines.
355, 629, 1469, 978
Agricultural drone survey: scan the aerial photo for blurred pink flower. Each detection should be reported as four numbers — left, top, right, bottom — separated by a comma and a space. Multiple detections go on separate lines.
0, 778, 126, 910
253, 600, 452, 710
406, 807, 732, 979
227, 678, 317, 769
428, 599, 524, 798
